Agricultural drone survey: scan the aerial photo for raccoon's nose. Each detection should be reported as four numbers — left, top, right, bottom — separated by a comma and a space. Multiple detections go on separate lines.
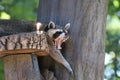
65, 33, 67, 35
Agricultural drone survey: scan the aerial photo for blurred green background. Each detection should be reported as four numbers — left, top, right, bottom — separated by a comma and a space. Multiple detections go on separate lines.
0, 0, 120, 80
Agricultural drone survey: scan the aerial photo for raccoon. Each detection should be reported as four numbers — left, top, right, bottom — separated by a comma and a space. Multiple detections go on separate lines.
38, 21, 73, 76
44, 21, 70, 49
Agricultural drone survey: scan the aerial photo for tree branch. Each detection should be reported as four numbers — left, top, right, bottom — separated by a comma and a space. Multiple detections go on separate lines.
0, 31, 50, 57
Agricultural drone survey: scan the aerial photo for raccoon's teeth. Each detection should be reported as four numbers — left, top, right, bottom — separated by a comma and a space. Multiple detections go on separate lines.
57, 42, 62, 49
55, 38, 63, 49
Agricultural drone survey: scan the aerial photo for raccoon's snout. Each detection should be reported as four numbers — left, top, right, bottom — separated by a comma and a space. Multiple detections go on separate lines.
65, 32, 68, 36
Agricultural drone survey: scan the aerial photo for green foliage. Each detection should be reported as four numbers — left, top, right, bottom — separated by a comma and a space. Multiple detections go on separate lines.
105, 0, 120, 80
108, 0, 120, 18
0, 0, 39, 21
0, 60, 4, 80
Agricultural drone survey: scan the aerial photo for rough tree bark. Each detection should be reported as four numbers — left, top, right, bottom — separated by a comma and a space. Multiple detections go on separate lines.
0, 31, 49, 57
0, 20, 43, 80
37, 0, 107, 80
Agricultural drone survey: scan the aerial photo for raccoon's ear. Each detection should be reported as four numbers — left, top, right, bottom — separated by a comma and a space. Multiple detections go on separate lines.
36, 22, 42, 31
65, 23, 70, 30
48, 21, 56, 29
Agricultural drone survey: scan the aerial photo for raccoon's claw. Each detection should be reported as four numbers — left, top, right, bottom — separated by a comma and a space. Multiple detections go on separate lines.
69, 70, 74, 77
66, 64, 73, 76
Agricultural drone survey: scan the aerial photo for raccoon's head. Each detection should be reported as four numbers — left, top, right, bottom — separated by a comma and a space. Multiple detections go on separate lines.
45, 21, 70, 49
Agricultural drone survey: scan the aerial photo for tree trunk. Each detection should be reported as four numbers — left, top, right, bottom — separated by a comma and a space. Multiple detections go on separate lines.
37, 0, 107, 80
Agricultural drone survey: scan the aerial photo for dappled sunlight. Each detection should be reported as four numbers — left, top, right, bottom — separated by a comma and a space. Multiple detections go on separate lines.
107, 15, 120, 35
0, 11, 11, 19
105, 2, 120, 78
113, 0, 119, 8
104, 52, 115, 65
105, 1, 120, 79
104, 52, 116, 79
117, 71, 120, 77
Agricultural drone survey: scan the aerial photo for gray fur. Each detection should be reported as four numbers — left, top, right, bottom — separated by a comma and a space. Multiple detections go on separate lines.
46, 21, 73, 75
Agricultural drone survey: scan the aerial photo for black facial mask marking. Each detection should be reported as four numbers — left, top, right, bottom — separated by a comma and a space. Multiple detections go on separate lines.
44, 25, 49, 32
53, 31, 63, 39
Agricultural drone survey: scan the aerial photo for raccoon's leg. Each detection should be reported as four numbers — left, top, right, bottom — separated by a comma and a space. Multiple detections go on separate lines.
49, 47, 73, 75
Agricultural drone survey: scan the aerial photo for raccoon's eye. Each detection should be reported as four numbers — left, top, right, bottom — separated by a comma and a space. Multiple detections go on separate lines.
56, 32, 63, 34
63, 30, 68, 35
53, 31, 63, 39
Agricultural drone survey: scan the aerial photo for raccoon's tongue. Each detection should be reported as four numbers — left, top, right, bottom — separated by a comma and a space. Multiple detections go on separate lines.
55, 38, 63, 49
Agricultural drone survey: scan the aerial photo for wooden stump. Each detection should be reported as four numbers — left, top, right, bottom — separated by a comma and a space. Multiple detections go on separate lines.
3, 54, 42, 80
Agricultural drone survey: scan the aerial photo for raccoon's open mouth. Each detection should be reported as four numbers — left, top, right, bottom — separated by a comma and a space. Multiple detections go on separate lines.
55, 36, 69, 49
